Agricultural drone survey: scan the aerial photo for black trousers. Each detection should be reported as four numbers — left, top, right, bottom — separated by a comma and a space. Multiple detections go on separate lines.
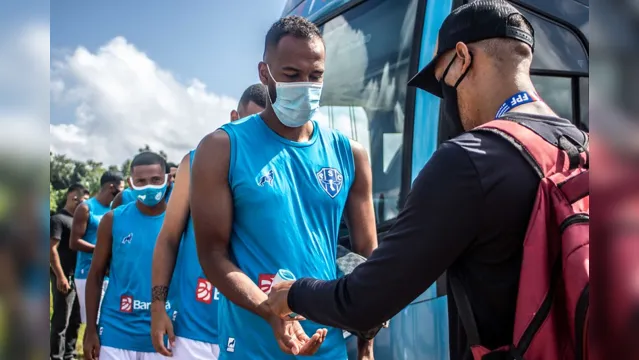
50, 272, 81, 360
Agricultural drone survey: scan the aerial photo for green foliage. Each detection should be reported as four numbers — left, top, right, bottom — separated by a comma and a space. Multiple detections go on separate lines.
49, 144, 174, 213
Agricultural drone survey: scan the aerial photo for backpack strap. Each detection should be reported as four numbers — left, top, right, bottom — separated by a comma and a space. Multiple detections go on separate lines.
472, 119, 588, 178
449, 273, 482, 346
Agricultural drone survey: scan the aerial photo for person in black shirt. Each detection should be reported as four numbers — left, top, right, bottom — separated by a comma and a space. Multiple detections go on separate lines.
50, 183, 90, 360
265, 1, 588, 359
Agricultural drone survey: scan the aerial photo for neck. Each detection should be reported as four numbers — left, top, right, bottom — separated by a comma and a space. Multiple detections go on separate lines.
477, 72, 557, 126
260, 106, 314, 142
63, 204, 76, 214
135, 201, 166, 216
95, 190, 112, 207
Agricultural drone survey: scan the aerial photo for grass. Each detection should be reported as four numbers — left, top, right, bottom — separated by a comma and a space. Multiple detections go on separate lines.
51, 287, 85, 357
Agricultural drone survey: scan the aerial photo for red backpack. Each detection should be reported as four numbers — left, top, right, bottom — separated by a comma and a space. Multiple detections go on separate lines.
449, 119, 590, 360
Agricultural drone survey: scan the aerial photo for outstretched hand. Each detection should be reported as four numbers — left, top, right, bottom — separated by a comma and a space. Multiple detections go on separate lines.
266, 281, 327, 355
268, 315, 327, 356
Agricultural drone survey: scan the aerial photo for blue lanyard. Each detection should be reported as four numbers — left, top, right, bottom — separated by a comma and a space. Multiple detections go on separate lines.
495, 91, 540, 118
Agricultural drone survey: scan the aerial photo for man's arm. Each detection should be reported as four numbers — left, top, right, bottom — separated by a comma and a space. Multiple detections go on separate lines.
111, 192, 123, 210
151, 153, 191, 309
345, 141, 378, 355
190, 130, 271, 320
345, 140, 378, 257
49, 216, 66, 280
287, 142, 483, 331
69, 203, 94, 252
84, 211, 113, 332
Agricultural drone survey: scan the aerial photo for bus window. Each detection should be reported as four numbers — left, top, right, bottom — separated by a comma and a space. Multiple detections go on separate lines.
579, 77, 589, 131
516, 6, 588, 73
531, 75, 573, 120
317, 0, 417, 223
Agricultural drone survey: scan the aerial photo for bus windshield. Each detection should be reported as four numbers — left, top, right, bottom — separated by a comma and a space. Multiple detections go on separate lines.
315, 0, 418, 224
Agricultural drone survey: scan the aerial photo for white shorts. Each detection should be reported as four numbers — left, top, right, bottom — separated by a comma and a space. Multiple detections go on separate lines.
74, 278, 109, 324
171, 337, 220, 360
100, 346, 169, 360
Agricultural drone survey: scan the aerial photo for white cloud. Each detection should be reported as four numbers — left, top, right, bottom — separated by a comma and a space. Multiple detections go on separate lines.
50, 36, 238, 165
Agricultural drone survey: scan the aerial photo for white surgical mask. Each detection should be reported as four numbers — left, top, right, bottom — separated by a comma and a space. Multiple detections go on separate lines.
267, 65, 323, 128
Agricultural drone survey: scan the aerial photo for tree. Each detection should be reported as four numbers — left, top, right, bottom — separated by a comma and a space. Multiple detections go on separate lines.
120, 159, 132, 179
138, 144, 168, 160
83, 160, 107, 195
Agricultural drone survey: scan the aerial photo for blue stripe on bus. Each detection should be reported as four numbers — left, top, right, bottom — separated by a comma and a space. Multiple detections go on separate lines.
409, 0, 453, 306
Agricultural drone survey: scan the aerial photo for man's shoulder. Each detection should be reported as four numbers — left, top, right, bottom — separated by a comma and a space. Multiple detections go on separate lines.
113, 201, 135, 218
442, 126, 541, 197
315, 124, 356, 156
51, 211, 72, 223
442, 129, 535, 181
54, 207, 76, 219
316, 122, 348, 141
222, 113, 259, 131
448, 130, 514, 156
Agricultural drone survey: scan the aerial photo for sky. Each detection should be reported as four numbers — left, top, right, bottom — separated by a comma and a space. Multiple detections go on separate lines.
48, 0, 288, 166
0, 0, 50, 159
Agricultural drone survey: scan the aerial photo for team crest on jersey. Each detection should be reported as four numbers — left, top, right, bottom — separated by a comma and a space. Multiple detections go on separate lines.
316, 167, 343, 198
257, 169, 275, 187
122, 233, 133, 244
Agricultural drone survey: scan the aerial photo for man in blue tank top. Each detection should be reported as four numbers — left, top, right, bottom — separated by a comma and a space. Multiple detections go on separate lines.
70, 171, 124, 325
190, 16, 378, 360
149, 83, 267, 359
111, 163, 178, 209
83, 152, 173, 360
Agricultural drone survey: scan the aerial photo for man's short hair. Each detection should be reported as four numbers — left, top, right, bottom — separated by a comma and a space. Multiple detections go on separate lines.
66, 183, 89, 196
264, 16, 323, 58
100, 171, 124, 186
130, 151, 167, 173
238, 84, 268, 110
165, 162, 178, 173
478, 14, 534, 63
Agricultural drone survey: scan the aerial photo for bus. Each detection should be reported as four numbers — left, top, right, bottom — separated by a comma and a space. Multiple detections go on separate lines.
281, 0, 589, 358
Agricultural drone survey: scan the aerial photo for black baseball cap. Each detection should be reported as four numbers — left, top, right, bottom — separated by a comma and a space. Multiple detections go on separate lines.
407, 0, 534, 98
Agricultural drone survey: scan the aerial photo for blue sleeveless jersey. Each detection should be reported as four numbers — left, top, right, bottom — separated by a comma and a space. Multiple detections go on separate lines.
99, 202, 173, 352
75, 197, 111, 279
172, 150, 220, 344
217, 115, 354, 360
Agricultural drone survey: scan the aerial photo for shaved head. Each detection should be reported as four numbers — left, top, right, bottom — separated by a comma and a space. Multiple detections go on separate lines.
474, 14, 534, 70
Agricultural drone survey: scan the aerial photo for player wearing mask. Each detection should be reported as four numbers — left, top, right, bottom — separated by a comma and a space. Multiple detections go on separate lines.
83, 152, 173, 360
190, 17, 377, 360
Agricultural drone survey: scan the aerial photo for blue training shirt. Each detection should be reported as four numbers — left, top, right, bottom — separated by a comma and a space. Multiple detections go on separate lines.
172, 150, 220, 345
98, 202, 173, 352
216, 114, 354, 360
75, 197, 111, 280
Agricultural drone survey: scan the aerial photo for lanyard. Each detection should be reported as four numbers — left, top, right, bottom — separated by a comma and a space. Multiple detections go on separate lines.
495, 91, 541, 118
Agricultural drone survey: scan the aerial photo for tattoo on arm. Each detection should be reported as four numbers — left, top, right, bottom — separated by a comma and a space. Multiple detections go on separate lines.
152, 286, 169, 303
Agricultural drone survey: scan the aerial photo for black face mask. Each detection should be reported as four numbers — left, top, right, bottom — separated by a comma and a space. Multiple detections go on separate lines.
440, 53, 472, 140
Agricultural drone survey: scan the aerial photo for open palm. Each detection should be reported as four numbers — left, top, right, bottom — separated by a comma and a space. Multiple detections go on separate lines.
269, 316, 327, 356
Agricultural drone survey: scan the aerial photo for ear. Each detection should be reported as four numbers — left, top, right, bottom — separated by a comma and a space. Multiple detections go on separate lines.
230, 110, 240, 121
127, 177, 133, 188
455, 42, 472, 74
258, 61, 269, 86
